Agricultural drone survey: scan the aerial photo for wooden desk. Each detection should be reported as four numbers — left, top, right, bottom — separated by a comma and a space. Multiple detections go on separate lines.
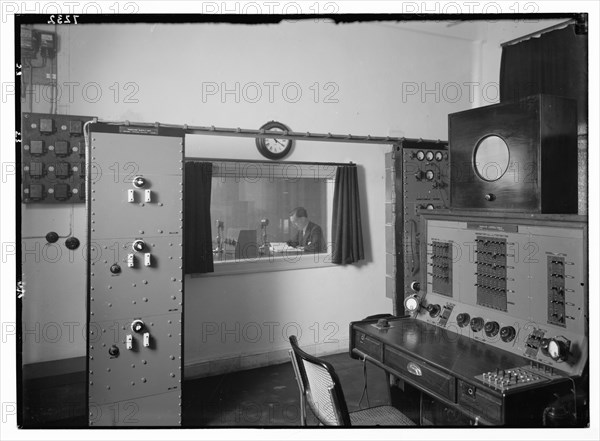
350, 317, 573, 426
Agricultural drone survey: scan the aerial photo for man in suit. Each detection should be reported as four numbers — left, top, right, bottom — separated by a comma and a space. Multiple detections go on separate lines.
287, 207, 326, 253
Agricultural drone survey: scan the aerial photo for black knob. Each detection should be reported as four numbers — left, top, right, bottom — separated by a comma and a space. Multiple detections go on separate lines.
414, 170, 424, 181
426, 304, 440, 318
65, 237, 80, 250
485, 193, 496, 202
470, 317, 484, 332
456, 313, 470, 328
110, 263, 121, 274
46, 231, 59, 243
108, 345, 119, 357
484, 321, 500, 337
500, 326, 516, 342
410, 281, 420, 292
132, 240, 145, 252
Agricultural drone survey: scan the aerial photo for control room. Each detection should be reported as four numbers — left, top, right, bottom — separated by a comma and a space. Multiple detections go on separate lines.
6, 4, 597, 439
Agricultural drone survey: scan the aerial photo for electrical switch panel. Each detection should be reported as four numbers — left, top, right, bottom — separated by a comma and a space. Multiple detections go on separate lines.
21, 113, 95, 204
88, 123, 184, 427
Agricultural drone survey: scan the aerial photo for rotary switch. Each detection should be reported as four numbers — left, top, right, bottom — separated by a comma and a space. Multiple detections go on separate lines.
132, 176, 146, 188
484, 321, 500, 337
456, 313, 470, 328
132, 239, 146, 252
131, 319, 145, 333
426, 304, 440, 318
470, 317, 484, 333
500, 326, 516, 343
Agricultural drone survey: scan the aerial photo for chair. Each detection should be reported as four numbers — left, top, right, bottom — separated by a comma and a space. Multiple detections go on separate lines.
288, 335, 416, 426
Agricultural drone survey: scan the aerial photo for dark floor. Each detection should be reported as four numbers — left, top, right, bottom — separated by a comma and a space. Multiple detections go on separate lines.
22, 352, 419, 428
182, 352, 416, 427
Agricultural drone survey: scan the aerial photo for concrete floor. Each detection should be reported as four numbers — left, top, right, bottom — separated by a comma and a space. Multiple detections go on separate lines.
183, 352, 397, 427
23, 352, 416, 428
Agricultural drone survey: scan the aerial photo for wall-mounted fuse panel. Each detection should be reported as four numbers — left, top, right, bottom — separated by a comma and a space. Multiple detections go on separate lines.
21, 112, 95, 204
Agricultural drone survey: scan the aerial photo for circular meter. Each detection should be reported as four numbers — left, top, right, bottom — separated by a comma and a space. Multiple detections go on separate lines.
435, 151, 443, 161
425, 170, 435, 181
404, 295, 420, 313
548, 339, 568, 361
416, 150, 425, 161
425, 151, 434, 161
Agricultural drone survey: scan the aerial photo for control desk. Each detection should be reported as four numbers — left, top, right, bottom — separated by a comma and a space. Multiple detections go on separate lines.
351, 211, 588, 426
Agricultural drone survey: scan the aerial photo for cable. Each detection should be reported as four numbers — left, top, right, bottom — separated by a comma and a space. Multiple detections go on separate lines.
357, 356, 370, 409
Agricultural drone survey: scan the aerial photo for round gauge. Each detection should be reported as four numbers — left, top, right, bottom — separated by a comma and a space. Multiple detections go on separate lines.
425, 170, 435, 180
435, 151, 443, 161
547, 339, 568, 361
425, 151, 434, 161
426, 204, 434, 210
404, 295, 420, 312
256, 121, 294, 160
416, 150, 425, 161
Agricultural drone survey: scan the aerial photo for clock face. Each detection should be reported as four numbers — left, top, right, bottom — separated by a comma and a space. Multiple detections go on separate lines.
256, 121, 294, 160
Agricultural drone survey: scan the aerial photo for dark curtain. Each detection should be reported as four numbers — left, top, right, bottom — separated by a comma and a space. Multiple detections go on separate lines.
184, 161, 214, 274
499, 23, 588, 132
331, 165, 364, 265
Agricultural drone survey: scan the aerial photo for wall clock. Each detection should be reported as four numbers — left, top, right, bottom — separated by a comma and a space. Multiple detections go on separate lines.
256, 120, 294, 160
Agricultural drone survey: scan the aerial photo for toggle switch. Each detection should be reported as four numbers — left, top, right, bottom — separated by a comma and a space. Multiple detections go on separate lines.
144, 253, 151, 267
127, 253, 135, 268
126, 334, 133, 350
143, 332, 150, 348
144, 189, 152, 202
128, 189, 135, 203
132, 240, 146, 252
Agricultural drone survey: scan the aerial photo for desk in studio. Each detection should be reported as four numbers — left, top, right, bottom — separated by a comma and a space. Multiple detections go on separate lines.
349, 317, 571, 426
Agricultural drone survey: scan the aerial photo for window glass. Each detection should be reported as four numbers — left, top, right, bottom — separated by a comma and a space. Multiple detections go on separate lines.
209, 161, 335, 267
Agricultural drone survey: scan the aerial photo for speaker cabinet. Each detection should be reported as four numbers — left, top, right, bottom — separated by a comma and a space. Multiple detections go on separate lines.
449, 94, 577, 213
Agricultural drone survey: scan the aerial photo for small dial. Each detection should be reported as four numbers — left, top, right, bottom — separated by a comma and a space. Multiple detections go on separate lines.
404, 295, 420, 312
456, 313, 470, 328
426, 304, 440, 318
547, 339, 569, 361
425, 151, 434, 161
500, 326, 516, 342
484, 321, 500, 337
435, 151, 443, 161
425, 170, 435, 181
470, 317, 484, 332
416, 150, 425, 161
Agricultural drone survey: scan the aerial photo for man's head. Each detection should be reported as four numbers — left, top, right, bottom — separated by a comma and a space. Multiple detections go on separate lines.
289, 206, 309, 230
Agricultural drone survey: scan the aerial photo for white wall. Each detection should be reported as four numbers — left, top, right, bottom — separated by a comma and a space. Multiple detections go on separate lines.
23, 19, 516, 366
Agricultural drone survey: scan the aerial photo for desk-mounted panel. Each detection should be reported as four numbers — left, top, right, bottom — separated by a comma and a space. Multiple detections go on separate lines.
413, 211, 587, 378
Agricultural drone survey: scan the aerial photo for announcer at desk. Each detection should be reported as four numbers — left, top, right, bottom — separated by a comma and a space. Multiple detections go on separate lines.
287, 207, 326, 253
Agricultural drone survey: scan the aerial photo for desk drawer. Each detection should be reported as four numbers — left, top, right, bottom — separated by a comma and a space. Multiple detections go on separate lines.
385, 346, 456, 402
353, 331, 383, 361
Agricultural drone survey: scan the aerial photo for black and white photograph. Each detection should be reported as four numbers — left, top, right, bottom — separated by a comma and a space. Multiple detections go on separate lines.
1, 1, 598, 440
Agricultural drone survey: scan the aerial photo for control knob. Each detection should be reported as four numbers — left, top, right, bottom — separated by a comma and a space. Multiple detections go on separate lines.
131, 319, 145, 333
484, 321, 500, 337
470, 317, 484, 332
426, 304, 440, 318
456, 313, 470, 328
132, 176, 146, 188
108, 345, 120, 357
132, 239, 146, 252
500, 326, 516, 342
